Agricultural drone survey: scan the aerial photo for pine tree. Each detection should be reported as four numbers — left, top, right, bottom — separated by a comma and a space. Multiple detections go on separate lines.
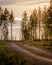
38, 7, 41, 40
2, 8, 9, 40
47, 0, 52, 39
42, 0, 52, 40
0, 6, 3, 25
30, 9, 37, 40
22, 11, 29, 40
9, 10, 14, 40
42, 6, 49, 40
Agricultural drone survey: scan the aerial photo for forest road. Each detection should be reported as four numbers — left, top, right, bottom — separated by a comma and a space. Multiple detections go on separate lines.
7, 42, 52, 65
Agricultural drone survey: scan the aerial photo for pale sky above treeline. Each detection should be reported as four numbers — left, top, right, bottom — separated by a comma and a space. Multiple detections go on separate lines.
0, 0, 50, 17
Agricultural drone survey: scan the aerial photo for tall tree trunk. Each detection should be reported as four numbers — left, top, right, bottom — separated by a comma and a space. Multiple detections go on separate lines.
34, 27, 37, 40
39, 20, 40, 40
11, 22, 12, 40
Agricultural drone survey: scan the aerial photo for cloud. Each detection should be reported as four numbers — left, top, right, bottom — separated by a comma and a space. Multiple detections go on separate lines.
18, 0, 49, 5
0, 0, 49, 17
0, 0, 17, 5
0, 0, 49, 6
15, 17, 22, 21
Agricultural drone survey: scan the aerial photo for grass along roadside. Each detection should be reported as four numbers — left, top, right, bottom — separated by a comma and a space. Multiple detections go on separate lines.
31, 40, 52, 51
22, 40, 52, 50
0, 41, 29, 65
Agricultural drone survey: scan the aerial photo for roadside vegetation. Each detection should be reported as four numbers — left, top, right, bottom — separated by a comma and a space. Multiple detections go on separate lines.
21, 40, 52, 51
29, 40, 52, 51
0, 41, 29, 65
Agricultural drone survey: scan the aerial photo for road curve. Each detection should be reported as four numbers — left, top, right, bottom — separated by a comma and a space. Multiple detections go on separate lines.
7, 42, 52, 65
15, 42, 52, 59
20, 44, 52, 59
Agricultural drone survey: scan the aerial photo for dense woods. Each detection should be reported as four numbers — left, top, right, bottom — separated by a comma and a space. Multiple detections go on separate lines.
22, 0, 52, 41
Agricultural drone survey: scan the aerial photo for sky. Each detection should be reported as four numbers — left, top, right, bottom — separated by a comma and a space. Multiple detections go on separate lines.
0, 0, 50, 17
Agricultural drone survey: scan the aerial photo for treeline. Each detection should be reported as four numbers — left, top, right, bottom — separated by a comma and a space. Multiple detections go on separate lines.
0, 7, 14, 40
0, 0, 52, 41
22, 0, 52, 41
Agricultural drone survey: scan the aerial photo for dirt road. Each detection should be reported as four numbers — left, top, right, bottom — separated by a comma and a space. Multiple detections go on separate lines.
7, 42, 52, 65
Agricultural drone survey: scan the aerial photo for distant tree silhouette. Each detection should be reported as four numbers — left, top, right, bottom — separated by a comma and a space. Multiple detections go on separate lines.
0, 7, 3, 26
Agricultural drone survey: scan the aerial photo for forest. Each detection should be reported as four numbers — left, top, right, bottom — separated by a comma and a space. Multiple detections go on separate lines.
0, 0, 52, 41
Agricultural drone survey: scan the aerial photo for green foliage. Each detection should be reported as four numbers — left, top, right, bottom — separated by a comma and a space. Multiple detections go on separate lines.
29, 9, 37, 40
32, 41, 52, 50
22, 11, 30, 40
23, 27, 30, 40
